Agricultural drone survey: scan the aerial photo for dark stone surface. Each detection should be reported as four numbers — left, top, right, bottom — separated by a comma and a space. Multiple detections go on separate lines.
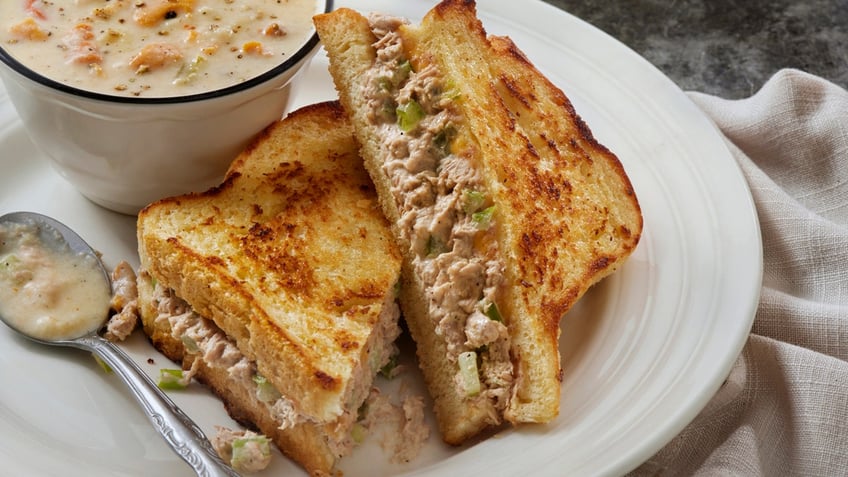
542, 0, 848, 98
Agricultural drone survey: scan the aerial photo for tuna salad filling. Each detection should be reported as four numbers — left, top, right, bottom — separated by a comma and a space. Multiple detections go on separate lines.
147, 278, 403, 459
366, 14, 513, 415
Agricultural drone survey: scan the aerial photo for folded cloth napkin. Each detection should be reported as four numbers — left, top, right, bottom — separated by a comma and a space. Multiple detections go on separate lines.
629, 69, 848, 476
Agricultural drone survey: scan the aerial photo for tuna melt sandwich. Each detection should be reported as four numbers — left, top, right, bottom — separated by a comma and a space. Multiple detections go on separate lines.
314, 0, 643, 444
136, 102, 423, 476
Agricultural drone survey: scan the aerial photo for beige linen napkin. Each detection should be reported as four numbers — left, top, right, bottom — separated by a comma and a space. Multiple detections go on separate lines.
629, 69, 848, 476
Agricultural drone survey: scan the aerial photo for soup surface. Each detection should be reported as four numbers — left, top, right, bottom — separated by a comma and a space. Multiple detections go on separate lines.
0, 219, 112, 341
1, 0, 319, 98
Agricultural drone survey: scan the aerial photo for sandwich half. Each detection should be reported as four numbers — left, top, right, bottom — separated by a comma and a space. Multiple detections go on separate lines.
314, 0, 643, 444
136, 101, 404, 475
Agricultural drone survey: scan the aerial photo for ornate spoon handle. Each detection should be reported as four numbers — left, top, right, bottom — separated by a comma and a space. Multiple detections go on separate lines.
74, 334, 241, 477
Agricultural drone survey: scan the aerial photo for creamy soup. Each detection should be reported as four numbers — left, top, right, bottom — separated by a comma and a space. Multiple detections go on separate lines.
1, 0, 319, 98
0, 219, 111, 341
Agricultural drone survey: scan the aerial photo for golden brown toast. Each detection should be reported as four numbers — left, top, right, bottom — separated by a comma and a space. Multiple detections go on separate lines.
137, 276, 337, 475
315, 0, 642, 444
137, 101, 403, 475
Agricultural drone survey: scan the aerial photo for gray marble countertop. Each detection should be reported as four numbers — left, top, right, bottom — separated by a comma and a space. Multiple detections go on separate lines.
542, 0, 847, 99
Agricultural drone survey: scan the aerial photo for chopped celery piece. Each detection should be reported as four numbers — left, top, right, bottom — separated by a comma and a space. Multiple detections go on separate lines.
180, 335, 200, 354
425, 234, 447, 258
397, 59, 413, 79
174, 55, 207, 85
350, 423, 368, 444
377, 60, 412, 91
379, 354, 399, 379
253, 374, 281, 402
158, 368, 188, 390
0, 253, 19, 270
93, 354, 113, 374
231, 435, 271, 472
397, 100, 425, 132
442, 78, 462, 101
462, 189, 487, 214
443, 87, 462, 101
0, 254, 27, 286
377, 76, 394, 91
485, 302, 503, 322
457, 351, 481, 397
472, 205, 496, 229
368, 347, 383, 374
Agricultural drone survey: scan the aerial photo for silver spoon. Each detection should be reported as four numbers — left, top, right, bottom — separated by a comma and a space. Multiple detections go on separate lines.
0, 211, 240, 477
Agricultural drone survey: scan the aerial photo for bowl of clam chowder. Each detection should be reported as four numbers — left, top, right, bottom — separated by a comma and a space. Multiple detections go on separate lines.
0, 0, 331, 215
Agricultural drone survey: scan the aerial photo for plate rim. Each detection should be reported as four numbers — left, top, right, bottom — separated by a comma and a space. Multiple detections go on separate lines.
0, 1, 762, 475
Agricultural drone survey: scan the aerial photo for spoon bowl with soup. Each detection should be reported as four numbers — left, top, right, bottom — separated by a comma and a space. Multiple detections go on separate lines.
0, 211, 240, 476
0, 0, 331, 215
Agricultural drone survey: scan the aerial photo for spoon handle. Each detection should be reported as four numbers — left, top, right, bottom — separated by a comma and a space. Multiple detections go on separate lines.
80, 334, 241, 477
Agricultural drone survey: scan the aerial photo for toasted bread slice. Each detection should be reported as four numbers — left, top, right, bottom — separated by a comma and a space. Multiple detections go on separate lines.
315, 0, 642, 444
137, 277, 337, 475
137, 101, 403, 475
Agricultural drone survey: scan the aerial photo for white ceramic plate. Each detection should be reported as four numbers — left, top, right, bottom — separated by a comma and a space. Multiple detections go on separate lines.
0, 1, 762, 476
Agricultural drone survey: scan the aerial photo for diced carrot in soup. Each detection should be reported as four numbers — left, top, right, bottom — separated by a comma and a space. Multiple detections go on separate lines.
25, 0, 47, 21
263, 23, 288, 37
133, 0, 196, 27
8, 18, 49, 42
63, 24, 103, 65
130, 43, 184, 74
241, 41, 268, 56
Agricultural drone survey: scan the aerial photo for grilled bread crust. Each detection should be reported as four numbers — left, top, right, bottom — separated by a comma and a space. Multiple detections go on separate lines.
136, 101, 402, 473
315, 0, 642, 444
137, 276, 335, 476
314, 8, 495, 445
